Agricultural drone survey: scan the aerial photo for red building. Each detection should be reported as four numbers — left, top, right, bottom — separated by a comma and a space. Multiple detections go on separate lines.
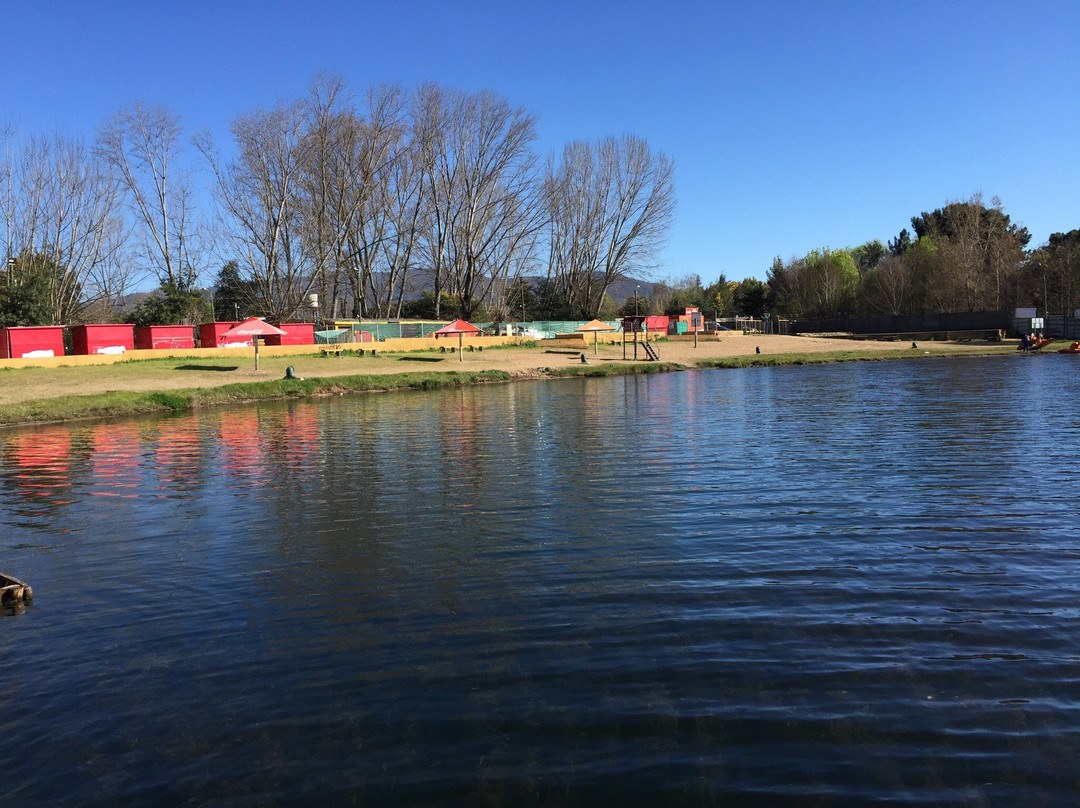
670, 307, 703, 334
644, 315, 670, 333
135, 325, 196, 350
200, 322, 249, 348
0, 326, 66, 358
263, 322, 315, 346
71, 324, 135, 355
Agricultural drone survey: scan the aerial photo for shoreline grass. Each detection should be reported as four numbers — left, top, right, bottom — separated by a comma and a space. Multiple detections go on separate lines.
0, 342, 1018, 429
0, 369, 515, 429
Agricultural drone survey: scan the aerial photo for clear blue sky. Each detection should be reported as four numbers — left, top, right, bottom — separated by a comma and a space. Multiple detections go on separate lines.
3, 0, 1078, 284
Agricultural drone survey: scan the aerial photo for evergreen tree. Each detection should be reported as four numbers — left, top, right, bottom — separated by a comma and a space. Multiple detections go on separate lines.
211, 261, 260, 322
0, 253, 65, 326
130, 282, 212, 327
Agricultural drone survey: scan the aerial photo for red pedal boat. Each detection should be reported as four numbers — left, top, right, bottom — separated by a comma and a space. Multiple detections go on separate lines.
1019, 336, 1054, 351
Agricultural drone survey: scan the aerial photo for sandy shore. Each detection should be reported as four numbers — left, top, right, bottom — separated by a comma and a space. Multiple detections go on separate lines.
0, 333, 1000, 409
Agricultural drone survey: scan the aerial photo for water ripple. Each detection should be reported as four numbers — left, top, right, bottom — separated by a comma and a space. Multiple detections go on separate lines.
3, 356, 1080, 804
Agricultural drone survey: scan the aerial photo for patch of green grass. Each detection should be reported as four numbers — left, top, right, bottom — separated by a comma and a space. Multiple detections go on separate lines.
146, 391, 194, 410
0, 391, 188, 426
0, 369, 516, 428
543, 362, 683, 378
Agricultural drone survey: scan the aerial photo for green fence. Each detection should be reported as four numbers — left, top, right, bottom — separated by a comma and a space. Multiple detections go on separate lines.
324, 320, 624, 342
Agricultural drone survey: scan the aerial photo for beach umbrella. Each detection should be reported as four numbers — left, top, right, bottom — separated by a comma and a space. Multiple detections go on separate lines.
576, 319, 617, 354
431, 318, 482, 361
221, 317, 287, 370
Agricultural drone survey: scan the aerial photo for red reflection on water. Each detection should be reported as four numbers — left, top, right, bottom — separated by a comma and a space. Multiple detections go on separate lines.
153, 417, 204, 492
88, 422, 142, 498
280, 404, 320, 471
438, 389, 481, 479
218, 410, 268, 482
4, 427, 75, 508
9, 427, 71, 473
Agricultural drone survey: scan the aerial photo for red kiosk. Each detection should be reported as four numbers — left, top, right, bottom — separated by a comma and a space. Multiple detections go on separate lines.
200, 322, 250, 348
71, 324, 135, 355
0, 326, 66, 358
135, 325, 196, 350
263, 322, 315, 346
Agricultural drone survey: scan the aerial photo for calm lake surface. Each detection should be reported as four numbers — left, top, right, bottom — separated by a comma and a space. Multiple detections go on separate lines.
3, 354, 1080, 806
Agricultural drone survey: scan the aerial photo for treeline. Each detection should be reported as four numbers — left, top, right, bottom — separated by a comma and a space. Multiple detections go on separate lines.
765, 195, 1080, 321
439, 192, 1077, 325
0, 74, 675, 327
584, 193, 1079, 325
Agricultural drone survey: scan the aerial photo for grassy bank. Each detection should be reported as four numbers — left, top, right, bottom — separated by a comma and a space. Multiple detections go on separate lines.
0, 341, 1017, 429
0, 369, 515, 428
541, 361, 685, 378
0, 361, 693, 428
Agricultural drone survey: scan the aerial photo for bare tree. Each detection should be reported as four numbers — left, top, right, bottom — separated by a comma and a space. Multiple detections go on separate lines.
413, 83, 456, 319
374, 116, 426, 318
294, 77, 424, 322
449, 90, 542, 318
197, 101, 314, 322
547, 135, 675, 318
97, 102, 203, 290
861, 253, 912, 314
1044, 230, 1080, 314
983, 195, 1027, 310
297, 73, 364, 321
1, 123, 16, 265
1, 130, 126, 324
416, 86, 542, 319
910, 194, 1029, 312
345, 84, 415, 319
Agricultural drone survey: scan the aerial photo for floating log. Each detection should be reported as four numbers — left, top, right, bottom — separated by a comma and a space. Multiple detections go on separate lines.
1, 573, 32, 608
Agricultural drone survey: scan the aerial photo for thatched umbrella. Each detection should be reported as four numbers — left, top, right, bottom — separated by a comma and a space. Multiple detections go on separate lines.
575, 319, 617, 354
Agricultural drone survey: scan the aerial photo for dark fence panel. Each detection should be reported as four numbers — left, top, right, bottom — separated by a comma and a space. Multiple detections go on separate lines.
1044, 315, 1080, 340
791, 311, 1012, 336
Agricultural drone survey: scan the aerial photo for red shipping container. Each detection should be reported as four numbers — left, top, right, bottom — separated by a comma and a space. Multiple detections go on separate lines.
71, 324, 135, 355
263, 322, 315, 346
200, 321, 250, 348
644, 315, 669, 334
0, 326, 66, 359
135, 325, 196, 350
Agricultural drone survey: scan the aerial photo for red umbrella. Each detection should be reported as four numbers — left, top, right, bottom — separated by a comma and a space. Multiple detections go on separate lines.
432, 319, 482, 361
221, 318, 287, 370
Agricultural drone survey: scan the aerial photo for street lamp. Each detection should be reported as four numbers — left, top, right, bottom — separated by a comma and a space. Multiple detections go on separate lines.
635, 285, 640, 317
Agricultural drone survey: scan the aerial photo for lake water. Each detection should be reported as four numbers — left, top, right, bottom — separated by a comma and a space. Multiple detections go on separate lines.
3, 354, 1080, 806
